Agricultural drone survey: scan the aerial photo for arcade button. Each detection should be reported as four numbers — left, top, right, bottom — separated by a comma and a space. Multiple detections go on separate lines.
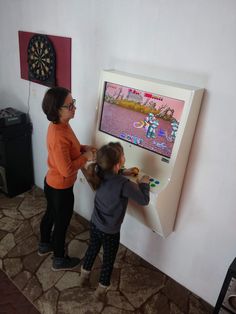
148, 177, 160, 189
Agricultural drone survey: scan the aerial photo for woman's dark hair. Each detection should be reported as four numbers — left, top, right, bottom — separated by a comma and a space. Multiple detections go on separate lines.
86, 142, 123, 190
42, 87, 70, 123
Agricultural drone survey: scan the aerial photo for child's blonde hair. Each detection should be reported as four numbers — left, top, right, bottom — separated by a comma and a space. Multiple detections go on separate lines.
86, 142, 124, 189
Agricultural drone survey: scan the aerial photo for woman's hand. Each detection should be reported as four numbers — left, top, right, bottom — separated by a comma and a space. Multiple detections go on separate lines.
82, 145, 97, 161
83, 150, 96, 161
84, 145, 97, 153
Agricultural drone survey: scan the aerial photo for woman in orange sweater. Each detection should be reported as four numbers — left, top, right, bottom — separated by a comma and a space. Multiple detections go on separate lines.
38, 87, 95, 271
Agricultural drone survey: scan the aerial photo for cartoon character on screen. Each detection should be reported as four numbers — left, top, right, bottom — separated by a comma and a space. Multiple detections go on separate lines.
170, 121, 179, 141
146, 119, 159, 139
144, 112, 155, 131
144, 112, 155, 126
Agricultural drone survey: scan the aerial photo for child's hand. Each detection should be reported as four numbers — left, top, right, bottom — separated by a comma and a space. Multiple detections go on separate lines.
122, 167, 139, 176
137, 175, 150, 184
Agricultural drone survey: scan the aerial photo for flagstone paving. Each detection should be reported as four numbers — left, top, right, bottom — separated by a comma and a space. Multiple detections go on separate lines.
0, 186, 213, 313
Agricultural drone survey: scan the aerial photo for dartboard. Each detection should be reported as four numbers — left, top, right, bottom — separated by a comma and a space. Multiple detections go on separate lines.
27, 34, 56, 86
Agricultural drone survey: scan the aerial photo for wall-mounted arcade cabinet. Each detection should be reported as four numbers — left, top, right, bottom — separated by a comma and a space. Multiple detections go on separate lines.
86, 70, 204, 238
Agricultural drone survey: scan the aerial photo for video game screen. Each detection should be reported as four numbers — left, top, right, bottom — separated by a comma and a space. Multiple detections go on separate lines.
99, 82, 185, 158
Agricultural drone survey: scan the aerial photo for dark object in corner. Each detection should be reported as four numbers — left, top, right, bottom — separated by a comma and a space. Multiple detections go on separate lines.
0, 108, 34, 197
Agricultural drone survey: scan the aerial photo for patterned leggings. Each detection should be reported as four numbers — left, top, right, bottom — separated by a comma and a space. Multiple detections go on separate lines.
82, 222, 120, 286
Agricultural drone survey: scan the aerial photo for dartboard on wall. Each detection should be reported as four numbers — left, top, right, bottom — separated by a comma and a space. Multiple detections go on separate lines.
19, 31, 71, 90
27, 34, 56, 86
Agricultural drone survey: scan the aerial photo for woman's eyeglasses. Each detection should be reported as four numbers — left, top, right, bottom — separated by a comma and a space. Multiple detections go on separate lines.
61, 99, 76, 111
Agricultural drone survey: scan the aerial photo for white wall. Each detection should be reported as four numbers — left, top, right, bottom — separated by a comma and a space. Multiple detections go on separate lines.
0, 0, 236, 306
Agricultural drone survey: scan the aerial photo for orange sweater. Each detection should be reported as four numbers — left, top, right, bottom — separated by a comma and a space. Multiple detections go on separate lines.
45, 122, 88, 189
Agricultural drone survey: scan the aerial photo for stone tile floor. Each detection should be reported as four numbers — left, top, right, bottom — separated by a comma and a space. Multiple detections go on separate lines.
0, 186, 214, 314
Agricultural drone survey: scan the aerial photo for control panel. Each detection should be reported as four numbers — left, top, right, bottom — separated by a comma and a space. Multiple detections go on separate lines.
125, 169, 161, 194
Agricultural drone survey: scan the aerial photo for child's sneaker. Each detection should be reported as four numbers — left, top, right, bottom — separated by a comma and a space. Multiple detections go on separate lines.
94, 283, 109, 302
78, 267, 90, 287
38, 242, 53, 256
52, 256, 81, 271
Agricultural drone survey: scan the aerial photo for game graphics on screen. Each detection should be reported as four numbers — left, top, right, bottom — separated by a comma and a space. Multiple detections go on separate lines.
99, 82, 185, 158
